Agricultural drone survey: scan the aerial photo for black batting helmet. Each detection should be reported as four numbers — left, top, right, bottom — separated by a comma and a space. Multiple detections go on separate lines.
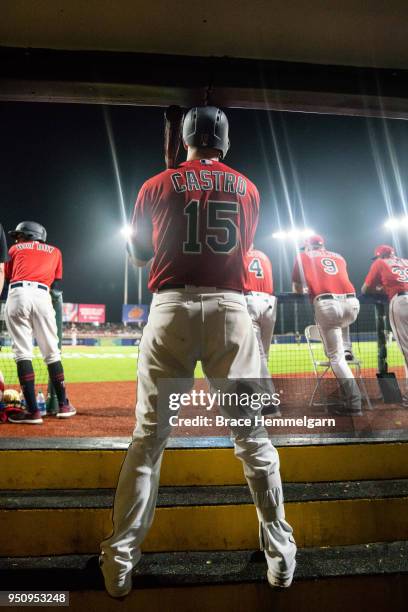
182, 106, 230, 159
9, 221, 47, 243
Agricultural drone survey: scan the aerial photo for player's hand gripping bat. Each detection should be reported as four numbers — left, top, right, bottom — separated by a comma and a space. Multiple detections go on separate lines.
164, 105, 184, 169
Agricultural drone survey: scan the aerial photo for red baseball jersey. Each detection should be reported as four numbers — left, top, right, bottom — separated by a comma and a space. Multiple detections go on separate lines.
292, 249, 355, 299
244, 248, 274, 294
131, 159, 259, 292
364, 256, 408, 300
5, 241, 63, 287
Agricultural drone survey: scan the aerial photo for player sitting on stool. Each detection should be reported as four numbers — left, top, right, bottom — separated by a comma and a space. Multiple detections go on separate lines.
244, 244, 280, 415
292, 234, 361, 415
362, 244, 408, 407
4, 221, 75, 424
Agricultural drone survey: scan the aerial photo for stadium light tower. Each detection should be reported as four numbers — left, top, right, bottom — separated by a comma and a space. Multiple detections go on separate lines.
384, 216, 408, 230
272, 228, 315, 241
121, 224, 134, 240
121, 225, 133, 306
271, 227, 315, 335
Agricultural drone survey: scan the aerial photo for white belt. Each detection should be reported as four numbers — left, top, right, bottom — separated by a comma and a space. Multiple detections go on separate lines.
10, 281, 49, 292
314, 292, 356, 302
245, 291, 274, 298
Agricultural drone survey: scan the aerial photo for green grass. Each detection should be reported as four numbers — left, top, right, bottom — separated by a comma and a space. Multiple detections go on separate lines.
0, 341, 405, 385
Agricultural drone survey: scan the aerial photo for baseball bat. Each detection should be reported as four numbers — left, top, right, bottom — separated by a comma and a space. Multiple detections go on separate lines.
164, 105, 184, 169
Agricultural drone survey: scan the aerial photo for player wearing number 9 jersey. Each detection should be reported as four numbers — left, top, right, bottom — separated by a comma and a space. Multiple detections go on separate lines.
362, 245, 408, 404
292, 234, 361, 415
100, 107, 296, 598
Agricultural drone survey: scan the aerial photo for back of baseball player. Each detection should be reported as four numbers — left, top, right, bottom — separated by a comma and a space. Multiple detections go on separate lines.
100, 106, 296, 597
363, 244, 408, 404
244, 246, 279, 412
292, 234, 361, 414
4, 221, 75, 423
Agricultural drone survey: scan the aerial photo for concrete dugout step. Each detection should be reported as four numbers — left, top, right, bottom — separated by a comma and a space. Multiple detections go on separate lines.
1, 480, 408, 556
1, 436, 408, 489
0, 543, 407, 612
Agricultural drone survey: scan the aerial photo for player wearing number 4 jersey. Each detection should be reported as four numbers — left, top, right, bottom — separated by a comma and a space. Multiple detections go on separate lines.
244, 247, 279, 414
100, 106, 296, 598
292, 234, 361, 415
362, 244, 408, 405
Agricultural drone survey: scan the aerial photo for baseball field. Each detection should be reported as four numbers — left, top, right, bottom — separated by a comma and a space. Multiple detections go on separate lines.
1, 340, 407, 437
0, 340, 406, 384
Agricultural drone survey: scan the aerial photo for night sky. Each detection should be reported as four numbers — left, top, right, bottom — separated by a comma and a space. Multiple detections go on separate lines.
1, 102, 408, 321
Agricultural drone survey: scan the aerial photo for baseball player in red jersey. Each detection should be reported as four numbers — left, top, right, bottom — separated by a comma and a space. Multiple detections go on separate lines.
100, 107, 296, 597
362, 244, 408, 403
292, 234, 361, 415
244, 246, 279, 411
4, 221, 75, 423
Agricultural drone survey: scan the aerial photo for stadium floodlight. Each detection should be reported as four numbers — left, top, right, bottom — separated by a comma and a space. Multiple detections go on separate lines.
384, 216, 408, 230
272, 228, 315, 241
121, 224, 133, 240
120, 225, 133, 307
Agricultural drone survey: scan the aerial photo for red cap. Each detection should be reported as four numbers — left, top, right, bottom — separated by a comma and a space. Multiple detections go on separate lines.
374, 244, 395, 258
305, 234, 325, 248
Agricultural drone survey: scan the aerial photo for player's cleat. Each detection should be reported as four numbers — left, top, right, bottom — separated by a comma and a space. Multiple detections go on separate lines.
327, 405, 362, 417
56, 401, 76, 418
99, 553, 133, 598
344, 350, 354, 361
8, 410, 43, 424
401, 395, 408, 408
267, 568, 295, 589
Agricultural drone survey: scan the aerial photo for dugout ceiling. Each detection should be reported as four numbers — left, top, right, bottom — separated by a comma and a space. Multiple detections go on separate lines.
1, 0, 408, 117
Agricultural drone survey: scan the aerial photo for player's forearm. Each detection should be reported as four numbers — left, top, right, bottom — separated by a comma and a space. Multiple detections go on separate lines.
292, 281, 306, 294
126, 239, 153, 267
361, 282, 382, 294
128, 254, 151, 268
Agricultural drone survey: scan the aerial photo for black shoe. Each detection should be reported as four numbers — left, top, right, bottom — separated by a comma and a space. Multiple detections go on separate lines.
327, 405, 362, 417
261, 404, 282, 417
8, 409, 43, 424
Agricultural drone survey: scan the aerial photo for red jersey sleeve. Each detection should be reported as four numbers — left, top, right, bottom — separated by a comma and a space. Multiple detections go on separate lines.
55, 249, 63, 280
243, 186, 260, 253
130, 181, 154, 261
365, 259, 382, 289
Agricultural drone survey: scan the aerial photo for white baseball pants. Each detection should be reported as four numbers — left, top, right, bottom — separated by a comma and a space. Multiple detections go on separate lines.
101, 288, 296, 582
245, 292, 277, 389
5, 285, 60, 364
314, 295, 360, 379
389, 294, 408, 383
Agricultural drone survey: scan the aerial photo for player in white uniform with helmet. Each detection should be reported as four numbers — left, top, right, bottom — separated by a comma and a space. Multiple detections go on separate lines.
362, 244, 408, 404
100, 106, 296, 598
4, 221, 75, 423
292, 234, 361, 415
